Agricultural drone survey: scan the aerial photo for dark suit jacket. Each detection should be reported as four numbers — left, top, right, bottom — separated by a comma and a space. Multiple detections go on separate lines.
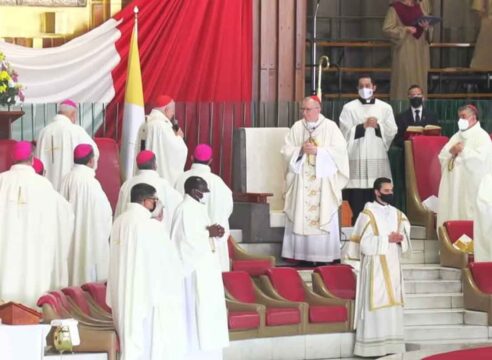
393, 107, 439, 147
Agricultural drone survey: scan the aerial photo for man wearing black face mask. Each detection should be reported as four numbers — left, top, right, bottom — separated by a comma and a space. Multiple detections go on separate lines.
344, 177, 411, 357
393, 84, 438, 148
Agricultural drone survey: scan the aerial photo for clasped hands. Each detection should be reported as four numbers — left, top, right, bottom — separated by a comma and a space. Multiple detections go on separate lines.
406, 20, 430, 34
364, 117, 378, 129
302, 141, 317, 155
388, 232, 404, 243
208, 224, 225, 238
449, 142, 464, 157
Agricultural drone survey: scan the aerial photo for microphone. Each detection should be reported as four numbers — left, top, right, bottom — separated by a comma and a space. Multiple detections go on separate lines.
172, 117, 180, 132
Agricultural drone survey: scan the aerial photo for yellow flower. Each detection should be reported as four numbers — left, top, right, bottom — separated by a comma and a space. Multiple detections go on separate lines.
0, 84, 7, 93
0, 71, 10, 81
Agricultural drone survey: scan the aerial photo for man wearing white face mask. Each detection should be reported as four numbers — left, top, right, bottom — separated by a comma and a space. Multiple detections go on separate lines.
339, 75, 398, 224
437, 104, 492, 228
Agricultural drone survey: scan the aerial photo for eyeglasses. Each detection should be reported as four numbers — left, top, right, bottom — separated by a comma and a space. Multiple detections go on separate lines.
301, 107, 319, 112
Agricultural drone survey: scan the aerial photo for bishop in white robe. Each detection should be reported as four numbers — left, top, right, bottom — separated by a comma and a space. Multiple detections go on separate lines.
339, 76, 397, 223
174, 144, 233, 271
115, 150, 183, 233
437, 105, 492, 227
60, 144, 112, 286
345, 178, 410, 357
0, 142, 74, 307
35, 99, 99, 191
107, 183, 187, 360
171, 176, 229, 360
136, 95, 188, 185
281, 96, 349, 263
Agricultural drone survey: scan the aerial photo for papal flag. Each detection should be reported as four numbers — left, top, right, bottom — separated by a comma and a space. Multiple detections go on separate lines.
120, 7, 145, 180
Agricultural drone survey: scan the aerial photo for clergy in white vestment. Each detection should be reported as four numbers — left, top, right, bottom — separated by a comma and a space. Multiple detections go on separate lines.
339, 75, 397, 224
60, 144, 112, 286
437, 105, 492, 227
281, 96, 349, 264
115, 150, 183, 232
33, 157, 75, 290
35, 99, 100, 191
171, 176, 229, 360
174, 144, 233, 271
107, 183, 187, 360
136, 95, 188, 185
475, 174, 492, 261
0, 142, 74, 307
345, 177, 410, 357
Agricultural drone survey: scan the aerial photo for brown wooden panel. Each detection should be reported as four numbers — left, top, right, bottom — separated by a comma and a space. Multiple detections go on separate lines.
259, 0, 278, 70
294, 0, 307, 101
92, 3, 105, 28
278, 0, 295, 101
15, 38, 33, 47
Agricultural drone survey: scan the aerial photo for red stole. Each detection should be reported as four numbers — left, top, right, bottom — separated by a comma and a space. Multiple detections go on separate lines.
391, 1, 424, 39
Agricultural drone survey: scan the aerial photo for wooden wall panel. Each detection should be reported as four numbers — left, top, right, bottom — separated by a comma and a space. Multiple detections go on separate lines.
278, 0, 295, 101
294, 0, 307, 101
259, 0, 278, 102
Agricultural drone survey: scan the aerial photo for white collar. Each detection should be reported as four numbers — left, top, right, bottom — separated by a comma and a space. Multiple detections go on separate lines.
191, 163, 211, 172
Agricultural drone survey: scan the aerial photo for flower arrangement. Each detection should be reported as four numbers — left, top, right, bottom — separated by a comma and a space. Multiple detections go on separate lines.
0, 52, 24, 106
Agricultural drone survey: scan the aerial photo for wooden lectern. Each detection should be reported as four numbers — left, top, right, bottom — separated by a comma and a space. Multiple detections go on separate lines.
0, 111, 24, 139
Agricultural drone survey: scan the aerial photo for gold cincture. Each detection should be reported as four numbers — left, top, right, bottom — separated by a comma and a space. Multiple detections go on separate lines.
448, 156, 456, 172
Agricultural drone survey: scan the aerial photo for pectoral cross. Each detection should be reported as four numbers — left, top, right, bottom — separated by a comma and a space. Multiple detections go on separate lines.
17, 186, 26, 205
45, 135, 60, 164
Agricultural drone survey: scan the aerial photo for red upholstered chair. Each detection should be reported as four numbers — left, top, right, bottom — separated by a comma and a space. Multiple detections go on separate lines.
37, 294, 119, 360
62, 287, 113, 323
404, 136, 448, 239
258, 268, 350, 334
228, 236, 275, 276
438, 221, 473, 269
463, 262, 492, 326
311, 265, 356, 328
422, 346, 492, 360
94, 138, 121, 214
81, 282, 112, 314
0, 139, 16, 173
223, 271, 303, 338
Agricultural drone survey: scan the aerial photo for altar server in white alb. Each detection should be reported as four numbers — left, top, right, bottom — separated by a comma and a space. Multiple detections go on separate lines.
345, 177, 410, 358
115, 150, 183, 232
36, 99, 99, 191
136, 95, 188, 185
339, 75, 397, 224
437, 104, 492, 227
171, 176, 229, 360
60, 144, 112, 286
0, 142, 74, 307
107, 183, 187, 360
281, 95, 349, 264
174, 144, 233, 271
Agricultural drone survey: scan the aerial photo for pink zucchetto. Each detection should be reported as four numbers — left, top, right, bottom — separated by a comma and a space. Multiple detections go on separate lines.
136, 150, 155, 165
193, 144, 213, 162
32, 157, 44, 175
155, 95, 173, 108
60, 99, 77, 109
12, 141, 33, 162
74, 144, 93, 160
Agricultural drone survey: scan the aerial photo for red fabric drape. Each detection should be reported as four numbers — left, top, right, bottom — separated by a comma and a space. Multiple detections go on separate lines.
102, 0, 252, 184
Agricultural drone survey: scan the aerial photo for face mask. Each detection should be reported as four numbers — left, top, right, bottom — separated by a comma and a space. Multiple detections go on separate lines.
199, 192, 210, 205
379, 193, 394, 205
358, 87, 373, 100
409, 97, 423, 108
151, 200, 163, 219
457, 118, 469, 131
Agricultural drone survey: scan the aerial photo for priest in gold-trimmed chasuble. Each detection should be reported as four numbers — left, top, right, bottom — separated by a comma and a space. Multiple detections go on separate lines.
281, 96, 349, 263
344, 178, 411, 358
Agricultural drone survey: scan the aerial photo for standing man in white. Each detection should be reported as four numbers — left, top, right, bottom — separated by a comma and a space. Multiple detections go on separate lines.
281, 95, 349, 265
339, 75, 397, 224
107, 183, 187, 360
36, 99, 99, 191
174, 144, 233, 271
60, 144, 112, 286
171, 176, 229, 360
136, 95, 188, 185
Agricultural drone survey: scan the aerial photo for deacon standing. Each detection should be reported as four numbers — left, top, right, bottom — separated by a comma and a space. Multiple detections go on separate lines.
281, 96, 349, 265
174, 144, 233, 271
136, 95, 188, 185
115, 150, 183, 232
0, 142, 74, 306
437, 105, 492, 227
36, 99, 99, 191
345, 177, 410, 357
339, 75, 397, 224
60, 144, 112, 286
171, 176, 229, 359
107, 183, 187, 360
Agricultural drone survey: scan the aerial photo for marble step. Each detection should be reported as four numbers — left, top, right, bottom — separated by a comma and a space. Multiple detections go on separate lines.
404, 308, 465, 326
464, 310, 489, 326
406, 339, 492, 352
405, 325, 489, 341
405, 293, 463, 310
402, 265, 461, 281
404, 279, 462, 294
230, 229, 243, 243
